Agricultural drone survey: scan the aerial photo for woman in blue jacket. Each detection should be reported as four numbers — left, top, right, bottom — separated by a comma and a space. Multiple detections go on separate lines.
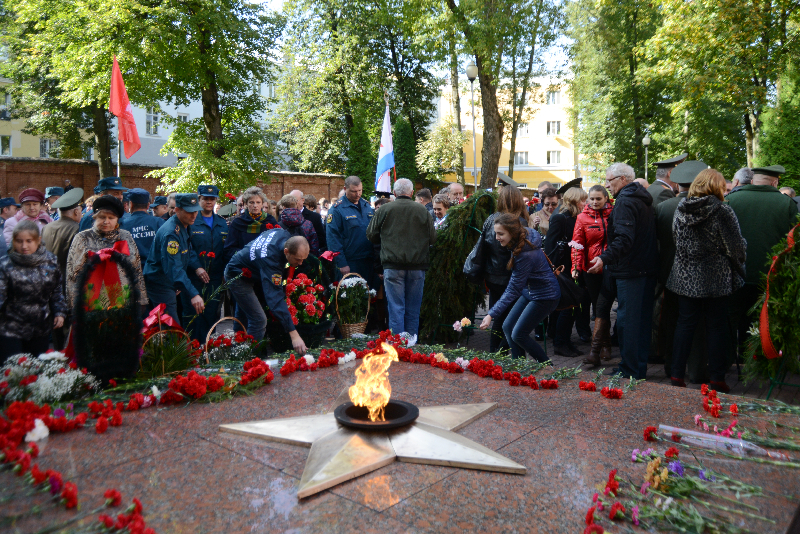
479, 214, 560, 362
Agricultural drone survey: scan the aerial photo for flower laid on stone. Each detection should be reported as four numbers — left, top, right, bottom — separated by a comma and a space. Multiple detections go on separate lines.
205, 331, 260, 363
0, 352, 100, 404
601, 386, 623, 399
579, 381, 596, 391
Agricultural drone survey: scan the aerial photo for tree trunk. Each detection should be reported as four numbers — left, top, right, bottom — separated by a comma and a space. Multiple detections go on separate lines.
198, 27, 225, 159
628, 10, 643, 174
478, 66, 503, 189
92, 103, 113, 179
744, 111, 760, 166
449, 32, 465, 183
507, 54, 518, 179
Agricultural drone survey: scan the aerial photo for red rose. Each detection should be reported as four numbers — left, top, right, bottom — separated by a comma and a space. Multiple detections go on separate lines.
61, 482, 78, 509
643, 425, 658, 441
104, 488, 123, 507
241, 268, 252, 279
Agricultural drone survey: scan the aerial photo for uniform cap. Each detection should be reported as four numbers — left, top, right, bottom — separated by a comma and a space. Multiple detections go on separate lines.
653, 153, 688, 168
97, 176, 128, 192
0, 197, 21, 208
751, 165, 786, 178
175, 193, 201, 212
556, 178, 582, 196
150, 196, 167, 208
128, 188, 151, 205
51, 188, 84, 210
497, 172, 520, 188
198, 184, 220, 198
670, 161, 707, 185
45, 187, 64, 199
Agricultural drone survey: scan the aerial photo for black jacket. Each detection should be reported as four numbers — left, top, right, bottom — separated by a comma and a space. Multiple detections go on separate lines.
599, 182, 659, 278
477, 213, 529, 285
302, 207, 327, 253
544, 212, 576, 271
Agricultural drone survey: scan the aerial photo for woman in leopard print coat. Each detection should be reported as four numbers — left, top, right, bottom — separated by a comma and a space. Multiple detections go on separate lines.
667, 168, 746, 392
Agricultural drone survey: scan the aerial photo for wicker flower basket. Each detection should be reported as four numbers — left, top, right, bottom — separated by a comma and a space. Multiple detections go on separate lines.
336, 272, 371, 338
204, 316, 248, 364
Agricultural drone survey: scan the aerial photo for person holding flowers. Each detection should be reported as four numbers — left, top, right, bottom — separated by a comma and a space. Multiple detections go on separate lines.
223, 186, 278, 263
224, 228, 310, 354
478, 213, 560, 362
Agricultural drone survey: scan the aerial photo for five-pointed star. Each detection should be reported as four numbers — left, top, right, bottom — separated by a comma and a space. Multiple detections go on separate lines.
219, 402, 526, 498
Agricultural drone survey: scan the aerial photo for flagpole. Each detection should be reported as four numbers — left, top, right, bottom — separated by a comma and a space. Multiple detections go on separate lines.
117, 116, 121, 178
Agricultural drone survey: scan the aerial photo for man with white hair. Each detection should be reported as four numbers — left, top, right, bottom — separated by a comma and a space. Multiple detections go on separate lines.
366, 177, 436, 346
730, 167, 753, 193
588, 162, 658, 379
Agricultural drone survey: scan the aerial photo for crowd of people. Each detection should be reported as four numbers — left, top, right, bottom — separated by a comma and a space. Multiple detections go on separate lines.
0, 158, 796, 392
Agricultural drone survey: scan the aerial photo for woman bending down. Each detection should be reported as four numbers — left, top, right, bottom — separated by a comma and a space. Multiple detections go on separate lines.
479, 214, 560, 362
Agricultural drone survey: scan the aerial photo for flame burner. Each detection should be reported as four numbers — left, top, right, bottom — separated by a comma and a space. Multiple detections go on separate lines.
334, 400, 419, 431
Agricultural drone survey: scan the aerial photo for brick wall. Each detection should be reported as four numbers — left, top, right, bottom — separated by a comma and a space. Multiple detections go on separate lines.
0, 157, 345, 203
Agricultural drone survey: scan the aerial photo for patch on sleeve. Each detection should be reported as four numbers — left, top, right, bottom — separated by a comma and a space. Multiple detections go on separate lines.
166, 240, 179, 255
326, 214, 333, 224
271, 274, 282, 286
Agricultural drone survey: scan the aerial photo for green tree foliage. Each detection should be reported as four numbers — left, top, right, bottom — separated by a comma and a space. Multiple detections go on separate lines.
275, 0, 438, 175
345, 114, 377, 194
647, 0, 799, 167
416, 116, 468, 180
393, 117, 417, 183
757, 62, 800, 193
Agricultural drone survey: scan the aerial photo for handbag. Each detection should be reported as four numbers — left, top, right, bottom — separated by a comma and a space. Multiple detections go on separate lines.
542, 250, 586, 311
463, 238, 485, 285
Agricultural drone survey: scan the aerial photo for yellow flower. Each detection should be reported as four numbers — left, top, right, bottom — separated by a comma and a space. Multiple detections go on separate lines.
460, 317, 472, 327
434, 353, 447, 363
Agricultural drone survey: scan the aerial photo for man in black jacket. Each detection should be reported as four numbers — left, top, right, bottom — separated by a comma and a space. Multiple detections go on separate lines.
588, 162, 658, 379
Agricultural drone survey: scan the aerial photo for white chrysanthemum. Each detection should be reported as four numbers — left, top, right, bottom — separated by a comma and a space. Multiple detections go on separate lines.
25, 418, 49, 442
338, 351, 357, 365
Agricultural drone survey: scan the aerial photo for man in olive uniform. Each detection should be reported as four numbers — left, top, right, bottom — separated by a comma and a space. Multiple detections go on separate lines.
183, 185, 228, 341
726, 164, 799, 360
143, 193, 209, 325
647, 153, 687, 207
42, 188, 84, 349
653, 160, 708, 381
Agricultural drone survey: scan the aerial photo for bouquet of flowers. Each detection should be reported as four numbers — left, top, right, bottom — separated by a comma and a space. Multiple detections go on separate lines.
285, 272, 328, 325
0, 352, 100, 403
336, 275, 375, 325
206, 331, 262, 362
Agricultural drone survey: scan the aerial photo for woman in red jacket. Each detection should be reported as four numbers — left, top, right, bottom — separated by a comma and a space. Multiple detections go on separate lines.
571, 184, 613, 366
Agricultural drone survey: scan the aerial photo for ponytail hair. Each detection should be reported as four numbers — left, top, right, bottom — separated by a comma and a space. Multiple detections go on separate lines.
494, 213, 535, 270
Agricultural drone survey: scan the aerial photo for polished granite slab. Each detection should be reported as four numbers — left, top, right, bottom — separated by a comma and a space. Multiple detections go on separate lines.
4, 360, 799, 533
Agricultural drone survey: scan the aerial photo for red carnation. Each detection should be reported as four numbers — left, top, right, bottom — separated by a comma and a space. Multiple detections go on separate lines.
208, 375, 225, 392
31, 464, 48, 485
61, 482, 78, 509
287, 283, 297, 293
241, 268, 252, 278
315, 284, 324, 292
110, 410, 123, 427
207, 252, 215, 259
108, 379, 117, 387
96, 416, 109, 434
585, 506, 595, 525
305, 304, 316, 315
730, 404, 738, 416
701, 384, 709, 396
104, 488, 123, 507
643, 425, 658, 441
584, 526, 604, 534
665, 447, 679, 458
199, 251, 206, 257
609, 501, 625, 520
99, 514, 115, 529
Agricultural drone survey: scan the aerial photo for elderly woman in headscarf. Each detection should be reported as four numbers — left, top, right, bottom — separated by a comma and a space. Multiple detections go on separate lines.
65, 195, 148, 313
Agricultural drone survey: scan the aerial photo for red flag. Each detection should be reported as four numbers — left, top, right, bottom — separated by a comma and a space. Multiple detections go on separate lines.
109, 56, 141, 158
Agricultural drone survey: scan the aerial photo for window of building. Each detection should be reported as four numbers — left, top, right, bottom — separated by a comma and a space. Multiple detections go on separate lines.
40, 138, 59, 158
516, 122, 529, 138
547, 150, 561, 165
546, 121, 561, 136
84, 146, 93, 161
514, 151, 528, 165
177, 113, 189, 124
146, 107, 159, 135
546, 90, 561, 105
0, 135, 11, 156
0, 93, 10, 120
266, 84, 276, 98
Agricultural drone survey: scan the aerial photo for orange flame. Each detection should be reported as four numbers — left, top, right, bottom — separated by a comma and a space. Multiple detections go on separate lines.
348, 343, 399, 422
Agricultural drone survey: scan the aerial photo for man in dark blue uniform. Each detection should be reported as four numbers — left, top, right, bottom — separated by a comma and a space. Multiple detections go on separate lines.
183, 185, 229, 341
225, 229, 310, 354
79, 177, 128, 230
150, 196, 168, 218
325, 176, 375, 284
143, 193, 209, 325
45, 187, 64, 221
119, 188, 164, 264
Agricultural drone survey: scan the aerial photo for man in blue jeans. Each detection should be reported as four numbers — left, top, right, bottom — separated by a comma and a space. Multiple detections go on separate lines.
366, 178, 436, 346
588, 163, 658, 379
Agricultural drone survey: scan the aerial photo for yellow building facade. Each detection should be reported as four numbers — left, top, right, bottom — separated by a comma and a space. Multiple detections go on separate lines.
0, 78, 66, 159
438, 82, 583, 191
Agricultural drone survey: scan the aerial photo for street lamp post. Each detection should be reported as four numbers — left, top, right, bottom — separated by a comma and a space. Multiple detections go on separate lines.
466, 60, 478, 191
642, 136, 651, 182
